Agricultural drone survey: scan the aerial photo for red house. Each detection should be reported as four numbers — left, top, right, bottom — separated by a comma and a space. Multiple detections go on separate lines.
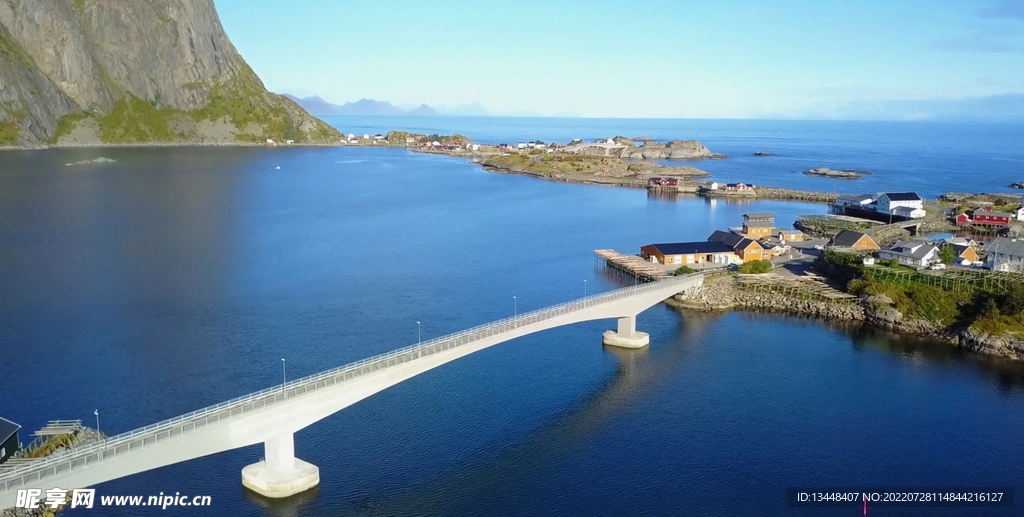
955, 213, 971, 225
972, 211, 1013, 226
726, 183, 752, 190
648, 177, 680, 187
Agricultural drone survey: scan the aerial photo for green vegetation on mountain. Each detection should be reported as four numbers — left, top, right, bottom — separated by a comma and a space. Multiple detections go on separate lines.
0, 0, 340, 147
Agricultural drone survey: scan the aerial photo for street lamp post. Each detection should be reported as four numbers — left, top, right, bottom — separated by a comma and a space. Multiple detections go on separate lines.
583, 279, 587, 297
94, 409, 100, 435
281, 358, 286, 395
513, 296, 517, 317
417, 321, 421, 344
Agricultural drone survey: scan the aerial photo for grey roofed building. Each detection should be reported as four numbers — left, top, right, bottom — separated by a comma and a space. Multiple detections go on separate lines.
888, 240, 939, 259
743, 220, 774, 228
985, 237, 1024, 272
646, 241, 736, 255
879, 240, 941, 266
836, 194, 875, 204
880, 192, 923, 202
0, 417, 20, 465
831, 230, 871, 247
743, 213, 775, 220
708, 230, 744, 248
708, 230, 761, 251
778, 229, 802, 236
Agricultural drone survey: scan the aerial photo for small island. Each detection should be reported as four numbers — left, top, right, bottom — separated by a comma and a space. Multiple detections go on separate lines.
1010, 182, 1024, 189
803, 167, 873, 179
753, 152, 778, 157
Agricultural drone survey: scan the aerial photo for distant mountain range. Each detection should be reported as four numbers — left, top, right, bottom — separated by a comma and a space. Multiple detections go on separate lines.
284, 95, 496, 117
283, 95, 439, 116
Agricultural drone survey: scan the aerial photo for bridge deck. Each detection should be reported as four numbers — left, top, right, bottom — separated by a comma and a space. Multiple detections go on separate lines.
0, 274, 703, 499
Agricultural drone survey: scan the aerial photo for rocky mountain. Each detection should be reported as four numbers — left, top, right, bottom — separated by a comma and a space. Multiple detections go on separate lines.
0, 0, 339, 147
285, 96, 441, 117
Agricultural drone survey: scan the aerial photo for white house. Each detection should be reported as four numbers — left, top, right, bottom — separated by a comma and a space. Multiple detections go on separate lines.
893, 205, 927, 219
708, 182, 719, 190
363, 134, 370, 140
879, 240, 941, 268
266, 138, 276, 145
605, 138, 615, 144
984, 237, 1024, 272
1015, 206, 1024, 220
471, 144, 480, 151
876, 192, 924, 215
347, 133, 356, 139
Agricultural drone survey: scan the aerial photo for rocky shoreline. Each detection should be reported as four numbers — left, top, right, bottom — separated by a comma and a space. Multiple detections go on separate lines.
669, 277, 1024, 361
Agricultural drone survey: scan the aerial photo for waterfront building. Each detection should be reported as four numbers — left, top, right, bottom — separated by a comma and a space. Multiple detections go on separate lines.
640, 241, 739, 266
875, 192, 924, 215
972, 211, 1013, 227
893, 205, 927, 219
707, 230, 773, 261
778, 229, 804, 242
0, 417, 19, 465
829, 230, 880, 251
984, 237, 1024, 272
1015, 206, 1024, 220
834, 193, 875, 209
725, 183, 752, 191
879, 240, 941, 268
741, 213, 775, 237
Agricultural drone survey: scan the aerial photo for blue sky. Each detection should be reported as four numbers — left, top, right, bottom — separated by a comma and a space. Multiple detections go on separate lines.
213, 0, 1024, 119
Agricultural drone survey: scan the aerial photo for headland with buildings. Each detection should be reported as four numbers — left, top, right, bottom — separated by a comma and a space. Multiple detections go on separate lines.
325, 129, 1024, 361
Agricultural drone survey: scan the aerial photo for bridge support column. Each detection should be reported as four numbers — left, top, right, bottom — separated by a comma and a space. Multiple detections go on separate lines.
241, 433, 319, 498
602, 315, 650, 348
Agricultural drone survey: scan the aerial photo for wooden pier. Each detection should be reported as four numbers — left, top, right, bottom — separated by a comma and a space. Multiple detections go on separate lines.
594, 249, 672, 282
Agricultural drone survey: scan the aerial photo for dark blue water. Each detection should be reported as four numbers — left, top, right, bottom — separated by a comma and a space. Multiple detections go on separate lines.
1, 122, 1023, 516
322, 116, 1024, 199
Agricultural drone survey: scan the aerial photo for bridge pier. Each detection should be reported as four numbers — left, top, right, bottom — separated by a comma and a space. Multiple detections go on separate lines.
602, 315, 650, 348
241, 433, 319, 498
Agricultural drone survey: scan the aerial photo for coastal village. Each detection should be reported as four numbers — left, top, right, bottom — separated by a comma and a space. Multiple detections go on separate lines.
313, 129, 1024, 360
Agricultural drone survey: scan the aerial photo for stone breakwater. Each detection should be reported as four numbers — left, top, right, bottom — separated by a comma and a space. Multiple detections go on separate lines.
670, 278, 1024, 361
667, 277, 865, 321
752, 187, 838, 203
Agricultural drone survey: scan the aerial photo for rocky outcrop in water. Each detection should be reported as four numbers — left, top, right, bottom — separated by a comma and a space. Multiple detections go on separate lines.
1010, 182, 1024, 189
803, 167, 872, 179
0, 0, 339, 147
753, 151, 777, 157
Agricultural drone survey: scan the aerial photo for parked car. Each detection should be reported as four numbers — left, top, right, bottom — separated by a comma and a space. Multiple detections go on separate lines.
929, 263, 946, 270
727, 263, 739, 271
813, 244, 825, 250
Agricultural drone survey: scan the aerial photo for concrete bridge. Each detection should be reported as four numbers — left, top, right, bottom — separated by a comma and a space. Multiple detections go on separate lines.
865, 215, 946, 241
0, 274, 703, 507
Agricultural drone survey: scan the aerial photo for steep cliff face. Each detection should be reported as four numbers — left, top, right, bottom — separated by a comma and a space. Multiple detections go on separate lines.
0, 0, 340, 147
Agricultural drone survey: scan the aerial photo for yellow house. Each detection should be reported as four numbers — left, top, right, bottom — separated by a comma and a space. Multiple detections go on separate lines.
708, 230, 772, 262
640, 241, 741, 266
946, 243, 980, 263
830, 230, 880, 251
778, 229, 804, 242
742, 213, 775, 237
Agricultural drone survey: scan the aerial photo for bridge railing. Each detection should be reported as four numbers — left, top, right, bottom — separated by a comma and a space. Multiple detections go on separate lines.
0, 273, 702, 492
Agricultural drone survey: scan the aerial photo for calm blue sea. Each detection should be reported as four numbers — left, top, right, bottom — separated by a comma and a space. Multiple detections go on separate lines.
321, 116, 1024, 199
1, 119, 1023, 516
